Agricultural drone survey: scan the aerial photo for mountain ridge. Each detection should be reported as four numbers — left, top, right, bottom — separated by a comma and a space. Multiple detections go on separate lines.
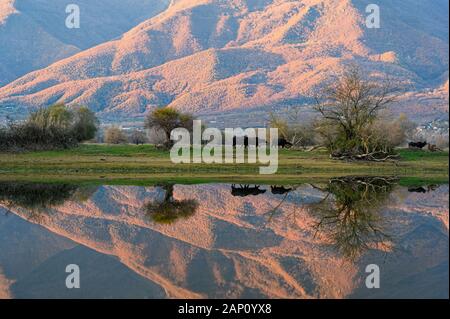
0, 0, 448, 122
0, 0, 170, 87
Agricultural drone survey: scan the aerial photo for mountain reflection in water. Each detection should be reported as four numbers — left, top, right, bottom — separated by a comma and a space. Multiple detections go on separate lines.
0, 178, 448, 299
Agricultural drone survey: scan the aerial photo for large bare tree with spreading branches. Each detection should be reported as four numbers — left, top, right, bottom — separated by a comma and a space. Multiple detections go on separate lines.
314, 66, 401, 161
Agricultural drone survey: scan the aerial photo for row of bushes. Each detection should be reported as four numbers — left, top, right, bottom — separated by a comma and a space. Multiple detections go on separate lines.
0, 104, 98, 151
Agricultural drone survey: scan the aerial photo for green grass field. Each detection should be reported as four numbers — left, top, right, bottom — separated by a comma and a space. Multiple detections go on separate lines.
0, 144, 448, 185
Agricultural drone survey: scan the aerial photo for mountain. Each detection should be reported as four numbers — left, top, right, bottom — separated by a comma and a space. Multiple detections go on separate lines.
0, 206, 76, 298
0, 0, 448, 123
0, 0, 169, 86
2, 184, 448, 298
0, 208, 166, 299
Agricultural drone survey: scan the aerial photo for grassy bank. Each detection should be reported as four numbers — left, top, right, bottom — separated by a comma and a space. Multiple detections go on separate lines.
0, 144, 448, 184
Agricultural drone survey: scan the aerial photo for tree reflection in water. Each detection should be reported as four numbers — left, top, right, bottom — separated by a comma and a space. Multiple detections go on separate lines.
263, 185, 299, 225
308, 176, 399, 260
0, 182, 97, 222
143, 184, 198, 224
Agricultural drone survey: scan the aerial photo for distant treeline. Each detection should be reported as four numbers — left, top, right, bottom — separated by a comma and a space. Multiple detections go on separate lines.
0, 104, 98, 151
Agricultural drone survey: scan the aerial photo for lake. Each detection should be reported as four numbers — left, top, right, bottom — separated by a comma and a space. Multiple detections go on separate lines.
0, 177, 448, 299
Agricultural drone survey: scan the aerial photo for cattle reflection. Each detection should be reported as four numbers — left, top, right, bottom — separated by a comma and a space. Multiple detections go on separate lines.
231, 184, 266, 197
408, 184, 440, 193
270, 185, 293, 195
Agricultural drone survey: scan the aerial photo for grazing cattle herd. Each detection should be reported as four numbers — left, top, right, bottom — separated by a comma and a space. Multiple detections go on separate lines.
232, 136, 263, 148
408, 141, 428, 149
231, 137, 441, 152
231, 136, 293, 148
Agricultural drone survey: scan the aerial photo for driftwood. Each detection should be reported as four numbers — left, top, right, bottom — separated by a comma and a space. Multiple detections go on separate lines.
428, 144, 443, 152
330, 151, 400, 162
305, 145, 326, 152
266, 143, 403, 162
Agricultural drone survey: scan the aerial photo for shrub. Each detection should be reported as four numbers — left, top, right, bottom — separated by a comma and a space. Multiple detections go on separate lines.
104, 126, 128, 144
0, 104, 98, 151
71, 106, 99, 142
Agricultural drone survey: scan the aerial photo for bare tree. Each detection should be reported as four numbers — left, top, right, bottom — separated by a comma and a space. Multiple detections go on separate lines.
314, 66, 401, 161
307, 176, 397, 260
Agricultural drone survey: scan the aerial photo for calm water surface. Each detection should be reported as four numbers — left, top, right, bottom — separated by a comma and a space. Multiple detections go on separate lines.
0, 177, 448, 299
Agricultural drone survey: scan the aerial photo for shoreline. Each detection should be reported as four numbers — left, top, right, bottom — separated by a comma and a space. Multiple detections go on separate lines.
0, 144, 447, 186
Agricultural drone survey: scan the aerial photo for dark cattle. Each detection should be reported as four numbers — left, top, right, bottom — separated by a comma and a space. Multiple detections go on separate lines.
408, 141, 427, 149
232, 136, 264, 148
270, 185, 293, 195
231, 184, 266, 197
277, 138, 293, 148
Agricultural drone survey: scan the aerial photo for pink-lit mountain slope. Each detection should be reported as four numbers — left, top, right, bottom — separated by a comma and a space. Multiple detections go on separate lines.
0, 0, 448, 121
0, 0, 169, 86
